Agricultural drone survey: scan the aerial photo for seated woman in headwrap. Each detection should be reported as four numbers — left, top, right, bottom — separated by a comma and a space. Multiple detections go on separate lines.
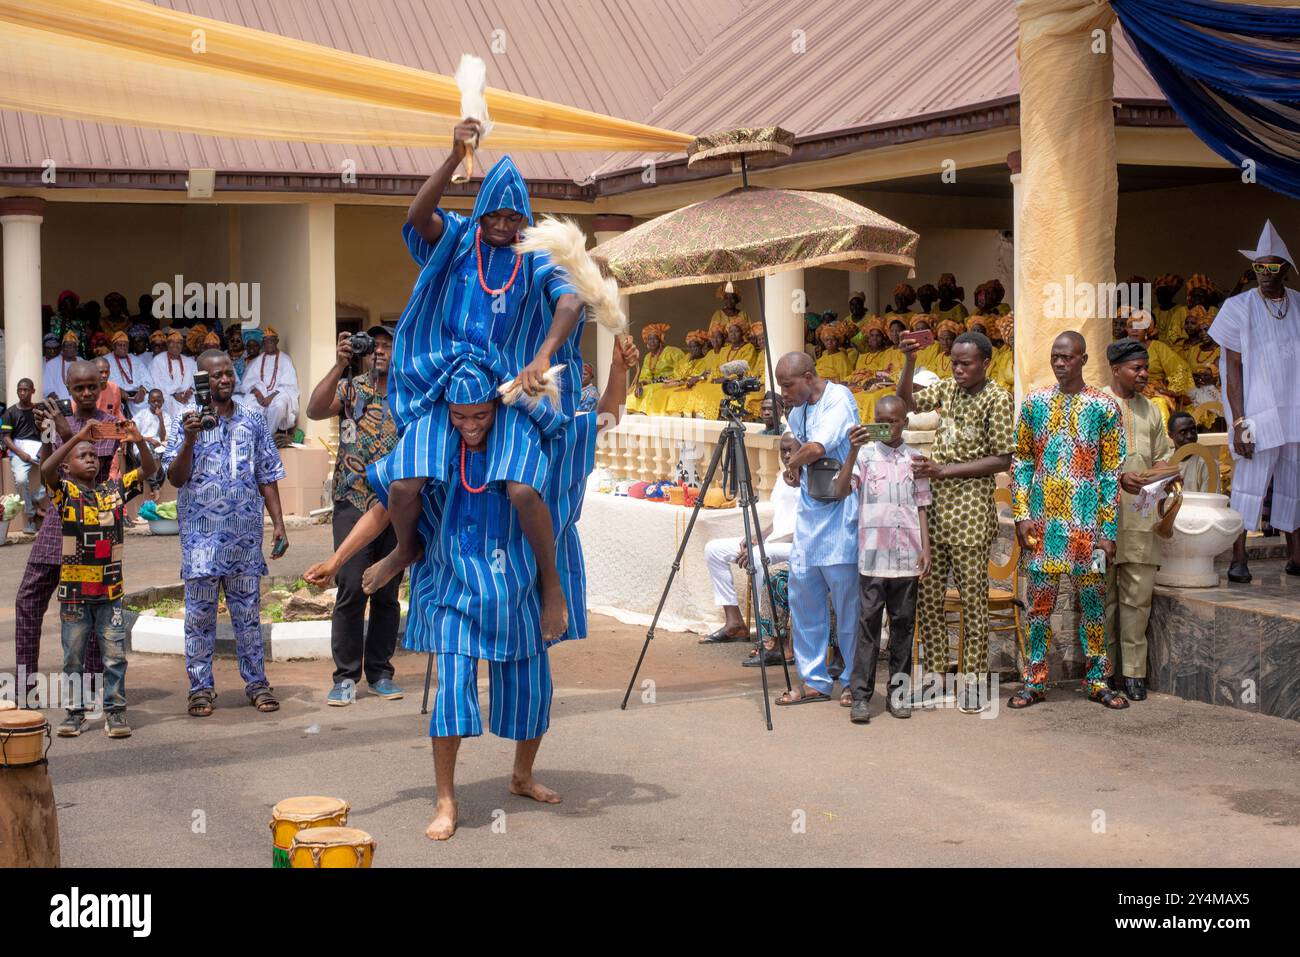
988, 313, 1015, 391
1152, 273, 1187, 346
708, 281, 750, 332
848, 317, 905, 419
932, 273, 970, 326
629, 323, 684, 415
661, 330, 713, 416
885, 282, 917, 318
907, 314, 944, 373
929, 318, 964, 379
369, 128, 587, 626
1181, 304, 1223, 429
101, 292, 133, 339
814, 323, 854, 382
973, 278, 1012, 317
916, 283, 938, 315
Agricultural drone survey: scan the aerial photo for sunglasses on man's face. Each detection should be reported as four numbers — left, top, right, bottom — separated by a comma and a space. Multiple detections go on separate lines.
1253, 262, 1285, 275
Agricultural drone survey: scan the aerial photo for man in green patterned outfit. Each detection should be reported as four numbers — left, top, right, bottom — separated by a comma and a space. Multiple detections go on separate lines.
898, 331, 1014, 714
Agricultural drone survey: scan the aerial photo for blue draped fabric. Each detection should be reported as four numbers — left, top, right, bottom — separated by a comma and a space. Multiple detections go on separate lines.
1111, 0, 1300, 198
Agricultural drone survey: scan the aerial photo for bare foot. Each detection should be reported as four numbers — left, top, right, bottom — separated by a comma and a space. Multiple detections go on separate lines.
425, 797, 458, 840
509, 775, 562, 804
363, 544, 421, 595
540, 581, 569, 643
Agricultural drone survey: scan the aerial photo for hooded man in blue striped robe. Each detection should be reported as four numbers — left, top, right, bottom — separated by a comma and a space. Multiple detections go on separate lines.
364, 131, 584, 645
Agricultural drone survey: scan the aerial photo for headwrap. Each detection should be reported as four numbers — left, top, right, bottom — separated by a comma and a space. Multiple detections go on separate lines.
104, 291, 128, 309
937, 319, 964, 338
42, 332, 59, 346
446, 352, 499, 405
849, 290, 866, 303
640, 322, 670, 344
166, 330, 184, 343
836, 319, 857, 340
863, 317, 888, 338
1186, 304, 1213, 331
891, 283, 917, 306
61, 330, 79, 344
93, 344, 110, 357
1186, 273, 1214, 292
149, 330, 167, 344
1107, 338, 1149, 365
57, 289, 79, 308
726, 314, 748, 332
90, 332, 109, 348
714, 281, 739, 301
262, 326, 279, 339
938, 273, 958, 288
1153, 273, 1184, 293
685, 329, 710, 346
908, 314, 934, 331
110, 331, 129, 345
582, 361, 593, 377
816, 323, 841, 345
749, 322, 765, 337
242, 327, 264, 343
996, 313, 1015, 341
916, 283, 938, 300
185, 325, 208, 354
128, 322, 151, 340
966, 316, 989, 333
804, 312, 823, 331
1122, 307, 1155, 333
203, 332, 222, 349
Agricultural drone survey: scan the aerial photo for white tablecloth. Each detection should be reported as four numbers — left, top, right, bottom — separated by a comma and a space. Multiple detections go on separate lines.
577, 480, 775, 634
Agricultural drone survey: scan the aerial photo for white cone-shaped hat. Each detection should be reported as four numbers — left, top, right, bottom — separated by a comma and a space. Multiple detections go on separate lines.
1238, 219, 1295, 270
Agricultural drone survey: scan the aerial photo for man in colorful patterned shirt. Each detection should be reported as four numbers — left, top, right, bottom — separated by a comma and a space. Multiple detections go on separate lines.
1011, 332, 1128, 710
41, 418, 155, 737
163, 350, 288, 717
898, 331, 1015, 714
305, 327, 402, 706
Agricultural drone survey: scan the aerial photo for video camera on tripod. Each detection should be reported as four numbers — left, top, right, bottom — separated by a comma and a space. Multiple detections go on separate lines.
717, 359, 762, 414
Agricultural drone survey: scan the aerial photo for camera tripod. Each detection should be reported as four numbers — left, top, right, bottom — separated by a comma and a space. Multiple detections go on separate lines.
621, 396, 792, 730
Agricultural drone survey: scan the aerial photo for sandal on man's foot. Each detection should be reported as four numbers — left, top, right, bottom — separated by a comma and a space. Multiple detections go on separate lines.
248, 685, 280, 713
699, 627, 748, 644
1007, 689, 1045, 710
187, 689, 216, 717
775, 686, 831, 706
1089, 687, 1130, 710
839, 689, 854, 708
742, 649, 787, 668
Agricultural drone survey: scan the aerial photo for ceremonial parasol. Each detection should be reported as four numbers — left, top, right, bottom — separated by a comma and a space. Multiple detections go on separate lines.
591, 127, 918, 411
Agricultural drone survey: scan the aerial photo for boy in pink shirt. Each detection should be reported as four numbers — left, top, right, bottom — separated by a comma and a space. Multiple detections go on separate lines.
829, 394, 931, 724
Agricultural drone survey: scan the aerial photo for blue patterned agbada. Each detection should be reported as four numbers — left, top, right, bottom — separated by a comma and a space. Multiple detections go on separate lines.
379, 155, 582, 496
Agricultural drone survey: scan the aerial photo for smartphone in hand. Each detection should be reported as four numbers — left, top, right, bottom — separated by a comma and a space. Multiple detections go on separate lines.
88, 420, 131, 442
902, 328, 935, 349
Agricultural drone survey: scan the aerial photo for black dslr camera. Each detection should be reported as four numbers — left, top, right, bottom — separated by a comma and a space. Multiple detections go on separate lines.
346, 331, 376, 358
721, 375, 762, 398
192, 370, 218, 430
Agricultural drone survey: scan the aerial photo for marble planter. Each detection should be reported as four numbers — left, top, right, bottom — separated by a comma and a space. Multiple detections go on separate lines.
1155, 492, 1244, 588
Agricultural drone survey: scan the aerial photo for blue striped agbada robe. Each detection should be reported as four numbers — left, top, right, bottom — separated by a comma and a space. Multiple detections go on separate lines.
370, 357, 601, 738
384, 155, 582, 494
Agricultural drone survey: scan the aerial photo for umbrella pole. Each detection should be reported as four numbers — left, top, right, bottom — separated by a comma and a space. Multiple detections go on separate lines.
740, 154, 783, 429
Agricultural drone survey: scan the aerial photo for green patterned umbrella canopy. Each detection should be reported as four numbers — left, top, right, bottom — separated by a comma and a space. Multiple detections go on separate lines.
590, 186, 918, 295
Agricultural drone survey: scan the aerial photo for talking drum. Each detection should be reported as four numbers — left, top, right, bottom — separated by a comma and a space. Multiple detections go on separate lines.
0, 709, 50, 768
0, 710, 60, 867
288, 826, 375, 868
269, 796, 350, 868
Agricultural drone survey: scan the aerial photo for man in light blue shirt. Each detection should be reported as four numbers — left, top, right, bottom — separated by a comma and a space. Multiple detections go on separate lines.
774, 351, 860, 705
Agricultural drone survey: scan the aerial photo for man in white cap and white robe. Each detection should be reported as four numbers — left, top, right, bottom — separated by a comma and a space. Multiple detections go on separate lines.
238, 326, 299, 443
1209, 220, 1300, 582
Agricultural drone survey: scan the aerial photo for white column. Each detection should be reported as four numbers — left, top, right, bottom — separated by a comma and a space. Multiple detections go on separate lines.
764, 268, 805, 369
1, 199, 46, 406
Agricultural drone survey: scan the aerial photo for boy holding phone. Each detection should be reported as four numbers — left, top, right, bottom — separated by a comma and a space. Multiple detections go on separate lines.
41, 419, 155, 737
829, 395, 931, 724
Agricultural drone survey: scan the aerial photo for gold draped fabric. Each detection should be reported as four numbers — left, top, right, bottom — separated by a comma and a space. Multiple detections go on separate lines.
0, 0, 693, 153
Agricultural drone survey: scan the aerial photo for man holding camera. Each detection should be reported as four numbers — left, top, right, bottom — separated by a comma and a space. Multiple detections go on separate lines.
305, 327, 404, 705
163, 350, 288, 717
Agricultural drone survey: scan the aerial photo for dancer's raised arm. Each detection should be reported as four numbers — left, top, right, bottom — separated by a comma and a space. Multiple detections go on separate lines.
406, 118, 483, 245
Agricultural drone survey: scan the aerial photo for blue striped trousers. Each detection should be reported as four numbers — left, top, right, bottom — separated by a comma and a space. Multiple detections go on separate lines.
430, 651, 552, 741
